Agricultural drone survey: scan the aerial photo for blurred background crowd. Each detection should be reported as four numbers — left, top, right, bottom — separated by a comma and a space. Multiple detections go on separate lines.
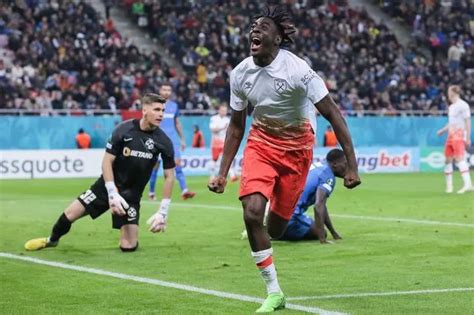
0, 0, 472, 115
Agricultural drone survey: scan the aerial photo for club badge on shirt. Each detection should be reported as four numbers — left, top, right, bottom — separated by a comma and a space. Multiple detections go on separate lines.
274, 78, 288, 93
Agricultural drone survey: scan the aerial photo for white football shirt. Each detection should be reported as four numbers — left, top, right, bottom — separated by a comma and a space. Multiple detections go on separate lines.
448, 99, 471, 141
229, 49, 328, 146
209, 114, 230, 147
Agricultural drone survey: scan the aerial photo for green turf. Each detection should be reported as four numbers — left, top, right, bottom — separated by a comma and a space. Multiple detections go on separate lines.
0, 173, 473, 314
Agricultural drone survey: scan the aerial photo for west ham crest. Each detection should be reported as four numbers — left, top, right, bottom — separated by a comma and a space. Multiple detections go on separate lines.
274, 79, 288, 93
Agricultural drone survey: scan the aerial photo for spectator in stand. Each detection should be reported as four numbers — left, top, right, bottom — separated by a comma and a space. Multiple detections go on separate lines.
191, 125, 205, 148
196, 61, 208, 91
323, 126, 338, 147
76, 128, 91, 149
448, 41, 464, 72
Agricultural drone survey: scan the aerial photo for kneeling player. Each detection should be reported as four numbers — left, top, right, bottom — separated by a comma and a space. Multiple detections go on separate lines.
278, 149, 346, 243
25, 94, 175, 252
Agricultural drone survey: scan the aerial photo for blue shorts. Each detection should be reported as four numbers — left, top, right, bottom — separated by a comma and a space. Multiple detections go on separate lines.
280, 213, 313, 241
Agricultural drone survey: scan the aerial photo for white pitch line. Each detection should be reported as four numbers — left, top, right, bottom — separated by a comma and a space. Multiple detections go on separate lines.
287, 287, 474, 301
0, 253, 345, 315
1, 198, 473, 228
170, 202, 474, 228
329, 214, 474, 228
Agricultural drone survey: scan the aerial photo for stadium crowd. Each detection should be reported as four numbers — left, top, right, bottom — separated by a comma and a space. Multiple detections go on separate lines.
0, 0, 473, 114
378, 1, 473, 67
0, 0, 176, 113
125, 0, 474, 113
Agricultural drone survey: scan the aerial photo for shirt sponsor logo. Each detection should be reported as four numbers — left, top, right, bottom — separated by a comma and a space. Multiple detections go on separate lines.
123, 147, 153, 159
301, 69, 317, 86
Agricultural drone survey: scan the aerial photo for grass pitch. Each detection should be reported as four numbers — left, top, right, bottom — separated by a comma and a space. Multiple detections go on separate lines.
0, 173, 473, 314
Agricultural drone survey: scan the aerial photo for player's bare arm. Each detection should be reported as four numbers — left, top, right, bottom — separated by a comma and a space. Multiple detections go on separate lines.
208, 108, 247, 193
175, 117, 186, 151
314, 188, 330, 244
161, 167, 175, 200
211, 125, 227, 133
437, 124, 449, 136
102, 152, 116, 183
315, 95, 361, 189
320, 196, 341, 240
102, 152, 127, 216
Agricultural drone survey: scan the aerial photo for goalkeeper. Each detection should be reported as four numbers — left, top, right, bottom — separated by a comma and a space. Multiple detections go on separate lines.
25, 93, 175, 252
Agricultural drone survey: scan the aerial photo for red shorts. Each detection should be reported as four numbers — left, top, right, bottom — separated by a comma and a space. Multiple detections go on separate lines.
211, 146, 223, 161
445, 140, 465, 158
239, 138, 313, 221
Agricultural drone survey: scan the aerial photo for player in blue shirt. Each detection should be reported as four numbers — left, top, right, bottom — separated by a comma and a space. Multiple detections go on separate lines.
149, 82, 196, 200
278, 149, 347, 243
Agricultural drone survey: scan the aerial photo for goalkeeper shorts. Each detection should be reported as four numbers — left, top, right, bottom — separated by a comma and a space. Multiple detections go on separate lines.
77, 179, 140, 229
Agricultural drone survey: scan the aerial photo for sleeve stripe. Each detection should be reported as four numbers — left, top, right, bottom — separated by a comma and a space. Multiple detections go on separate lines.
322, 183, 333, 192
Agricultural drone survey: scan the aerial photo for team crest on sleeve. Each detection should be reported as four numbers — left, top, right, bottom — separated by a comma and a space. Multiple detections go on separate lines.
327, 178, 334, 186
145, 138, 155, 150
274, 78, 288, 93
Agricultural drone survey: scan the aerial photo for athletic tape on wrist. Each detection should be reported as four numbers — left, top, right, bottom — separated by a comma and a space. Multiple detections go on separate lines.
105, 181, 117, 195
158, 198, 171, 217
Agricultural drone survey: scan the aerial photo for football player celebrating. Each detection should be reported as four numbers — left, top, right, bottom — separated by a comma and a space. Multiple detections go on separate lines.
208, 6, 360, 313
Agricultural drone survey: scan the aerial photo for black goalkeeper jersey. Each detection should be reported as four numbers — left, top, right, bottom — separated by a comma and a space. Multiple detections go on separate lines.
98, 119, 175, 203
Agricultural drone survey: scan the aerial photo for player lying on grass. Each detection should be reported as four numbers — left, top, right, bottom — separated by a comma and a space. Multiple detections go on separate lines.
277, 149, 346, 243
25, 93, 175, 252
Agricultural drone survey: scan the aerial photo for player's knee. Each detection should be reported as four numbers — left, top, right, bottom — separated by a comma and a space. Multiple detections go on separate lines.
267, 224, 287, 239
243, 204, 264, 227
267, 225, 285, 239
120, 238, 138, 250
120, 241, 139, 252
64, 201, 86, 222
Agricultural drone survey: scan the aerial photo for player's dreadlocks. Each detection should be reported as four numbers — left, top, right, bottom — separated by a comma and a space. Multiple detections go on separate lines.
252, 6, 296, 47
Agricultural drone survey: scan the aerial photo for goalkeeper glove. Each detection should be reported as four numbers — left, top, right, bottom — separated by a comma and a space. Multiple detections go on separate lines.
105, 181, 129, 216
147, 198, 170, 233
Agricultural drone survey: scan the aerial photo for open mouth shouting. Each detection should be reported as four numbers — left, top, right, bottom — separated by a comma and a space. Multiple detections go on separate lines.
250, 35, 263, 54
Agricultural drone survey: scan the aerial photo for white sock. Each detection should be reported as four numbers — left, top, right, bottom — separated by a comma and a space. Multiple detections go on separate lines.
457, 161, 472, 187
209, 160, 217, 178
229, 167, 236, 178
445, 163, 453, 189
252, 248, 281, 294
